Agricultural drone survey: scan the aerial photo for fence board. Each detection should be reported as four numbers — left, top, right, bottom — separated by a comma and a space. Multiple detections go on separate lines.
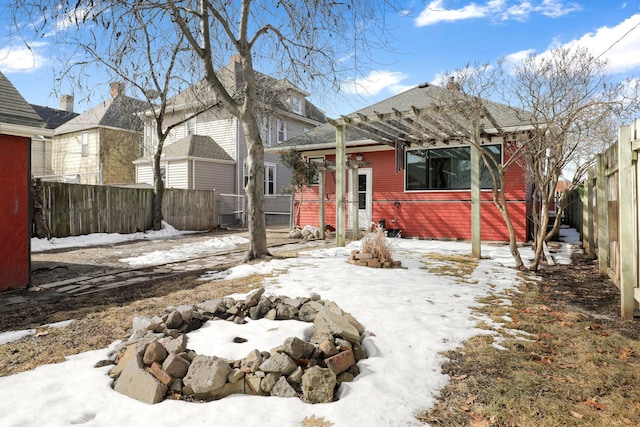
37, 183, 218, 237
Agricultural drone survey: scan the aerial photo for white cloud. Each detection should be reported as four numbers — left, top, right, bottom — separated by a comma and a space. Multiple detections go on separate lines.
415, 0, 580, 26
341, 70, 410, 96
507, 14, 640, 75
0, 43, 48, 73
561, 13, 640, 74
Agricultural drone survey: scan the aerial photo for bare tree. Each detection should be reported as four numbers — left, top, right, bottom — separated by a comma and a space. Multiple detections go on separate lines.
14, 0, 399, 260
443, 47, 639, 269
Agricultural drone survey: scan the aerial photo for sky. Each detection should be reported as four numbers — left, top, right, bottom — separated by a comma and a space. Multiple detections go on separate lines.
0, 227, 580, 426
1, 1, 639, 118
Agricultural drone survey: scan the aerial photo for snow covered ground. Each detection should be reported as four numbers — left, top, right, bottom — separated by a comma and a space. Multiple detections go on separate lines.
2, 228, 581, 426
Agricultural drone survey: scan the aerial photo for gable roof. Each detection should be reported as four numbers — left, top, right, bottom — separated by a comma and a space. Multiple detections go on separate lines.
271, 83, 533, 151
30, 104, 79, 130
164, 135, 234, 161
0, 71, 44, 129
134, 135, 234, 163
55, 95, 147, 135
159, 58, 326, 125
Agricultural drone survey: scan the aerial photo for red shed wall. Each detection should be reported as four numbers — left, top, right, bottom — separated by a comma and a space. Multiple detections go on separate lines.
0, 134, 31, 290
295, 145, 529, 243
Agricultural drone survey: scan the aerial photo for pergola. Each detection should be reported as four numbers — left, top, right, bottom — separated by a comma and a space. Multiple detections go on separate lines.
321, 102, 492, 259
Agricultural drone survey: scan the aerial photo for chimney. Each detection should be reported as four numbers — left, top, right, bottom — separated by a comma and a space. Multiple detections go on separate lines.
60, 94, 74, 112
446, 76, 460, 91
110, 82, 126, 98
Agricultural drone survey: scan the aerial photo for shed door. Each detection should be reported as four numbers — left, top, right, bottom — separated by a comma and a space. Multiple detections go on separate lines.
349, 168, 372, 229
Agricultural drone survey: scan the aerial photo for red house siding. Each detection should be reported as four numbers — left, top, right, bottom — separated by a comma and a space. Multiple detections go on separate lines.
0, 134, 31, 290
295, 143, 530, 243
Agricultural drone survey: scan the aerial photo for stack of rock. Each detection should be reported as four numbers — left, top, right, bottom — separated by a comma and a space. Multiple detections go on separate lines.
100, 289, 368, 404
347, 250, 402, 268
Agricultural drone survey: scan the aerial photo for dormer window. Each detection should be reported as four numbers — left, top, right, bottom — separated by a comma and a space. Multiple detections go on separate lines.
291, 96, 302, 115
186, 117, 196, 135
277, 119, 287, 142
261, 116, 272, 147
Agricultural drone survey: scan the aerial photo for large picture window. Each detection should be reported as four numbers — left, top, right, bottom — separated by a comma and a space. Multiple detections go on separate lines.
405, 144, 501, 191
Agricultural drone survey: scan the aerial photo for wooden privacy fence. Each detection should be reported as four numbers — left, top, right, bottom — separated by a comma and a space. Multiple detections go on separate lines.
37, 182, 218, 238
582, 119, 640, 320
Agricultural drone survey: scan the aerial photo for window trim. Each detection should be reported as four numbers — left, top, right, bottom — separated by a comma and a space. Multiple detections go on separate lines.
261, 116, 272, 147
243, 161, 278, 196
291, 96, 302, 114
404, 143, 503, 192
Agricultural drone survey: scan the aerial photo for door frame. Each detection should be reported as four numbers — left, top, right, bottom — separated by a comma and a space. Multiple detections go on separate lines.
349, 168, 372, 229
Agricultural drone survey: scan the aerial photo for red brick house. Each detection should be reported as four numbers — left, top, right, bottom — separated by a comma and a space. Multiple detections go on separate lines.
0, 71, 50, 291
271, 83, 533, 243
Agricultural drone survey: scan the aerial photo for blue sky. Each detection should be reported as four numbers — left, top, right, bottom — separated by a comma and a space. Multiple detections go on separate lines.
1, 0, 639, 118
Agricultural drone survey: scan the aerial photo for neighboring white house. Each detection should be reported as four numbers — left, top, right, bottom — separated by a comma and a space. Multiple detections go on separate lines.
134, 55, 326, 196
29, 96, 78, 179
53, 83, 147, 185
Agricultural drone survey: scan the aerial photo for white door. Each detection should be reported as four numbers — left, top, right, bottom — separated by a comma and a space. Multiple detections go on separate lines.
349, 168, 372, 229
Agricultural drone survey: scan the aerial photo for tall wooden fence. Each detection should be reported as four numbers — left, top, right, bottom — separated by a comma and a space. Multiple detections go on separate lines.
581, 119, 640, 320
37, 182, 218, 237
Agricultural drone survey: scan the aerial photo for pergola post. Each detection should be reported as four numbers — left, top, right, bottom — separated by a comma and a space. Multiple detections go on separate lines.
336, 125, 346, 247
350, 166, 360, 240
319, 169, 326, 240
471, 121, 481, 259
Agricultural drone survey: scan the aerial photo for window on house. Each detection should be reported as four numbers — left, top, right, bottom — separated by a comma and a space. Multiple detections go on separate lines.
291, 96, 302, 114
277, 119, 286, 142
243, 162, 277, 195
81, 132, 89, 157
261, 116, 272, 147
265, 163, 276, 195
405, 144, 502, 191
186, 117, 196, 135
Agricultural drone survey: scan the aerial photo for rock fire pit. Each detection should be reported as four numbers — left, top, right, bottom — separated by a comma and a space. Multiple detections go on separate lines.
100, 289, 368, 404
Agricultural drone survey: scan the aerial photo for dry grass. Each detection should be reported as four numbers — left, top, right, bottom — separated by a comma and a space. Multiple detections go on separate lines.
418, 276, 640, 426
361, 224, 394, 261
421, 253, 479, 280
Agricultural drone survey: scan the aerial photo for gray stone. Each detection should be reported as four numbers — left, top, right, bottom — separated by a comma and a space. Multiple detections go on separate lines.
183, 355, 231, 397
351, 341, 367, 361
165, 310, 183, 329
244, 349, 263, 366
282, 337, 315, 360
113, 357, 167, 404
337, 371, 354, 385
207, 379, 245, 399
310, 325, 334, 345
245, 288, 265, 308
227, 368, 245, 383
176, 305, 194, 322
260, 372, 281, 393
344, 313, 365, 335
164, 335, 188, 354
288, 366, 304, 384
298, 301, 325, 322
314, 309, 362, 344
276, 304, 297, 320
264, 308, 277, 320
143, 341, 167, 366
244, 374, 265, 395
259, 352, 297, 375
318, 339, 338, 357
281, 297, 303, 308
301, 366, 336, 404
162, 353, 190, 378
310, 293, 321, 301
270, 376, 298, 398
196, 299, 224, 315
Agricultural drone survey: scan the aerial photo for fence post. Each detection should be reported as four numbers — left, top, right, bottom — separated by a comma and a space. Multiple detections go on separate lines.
582, 170, 595, 257
596, 154, 609, 277
618, 124, 637, 320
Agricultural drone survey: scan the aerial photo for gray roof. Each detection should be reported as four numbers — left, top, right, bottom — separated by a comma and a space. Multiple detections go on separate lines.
0, 71, 44, 128
30, 104, 79, 129
56, 95, 147, 134
162, 135, 233, 161
272, 83, 533, 151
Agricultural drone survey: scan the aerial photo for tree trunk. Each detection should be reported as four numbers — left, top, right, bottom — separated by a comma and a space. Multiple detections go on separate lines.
242, 116, 270, 261
152, 148, 164, 230
492, 170, 525, 269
